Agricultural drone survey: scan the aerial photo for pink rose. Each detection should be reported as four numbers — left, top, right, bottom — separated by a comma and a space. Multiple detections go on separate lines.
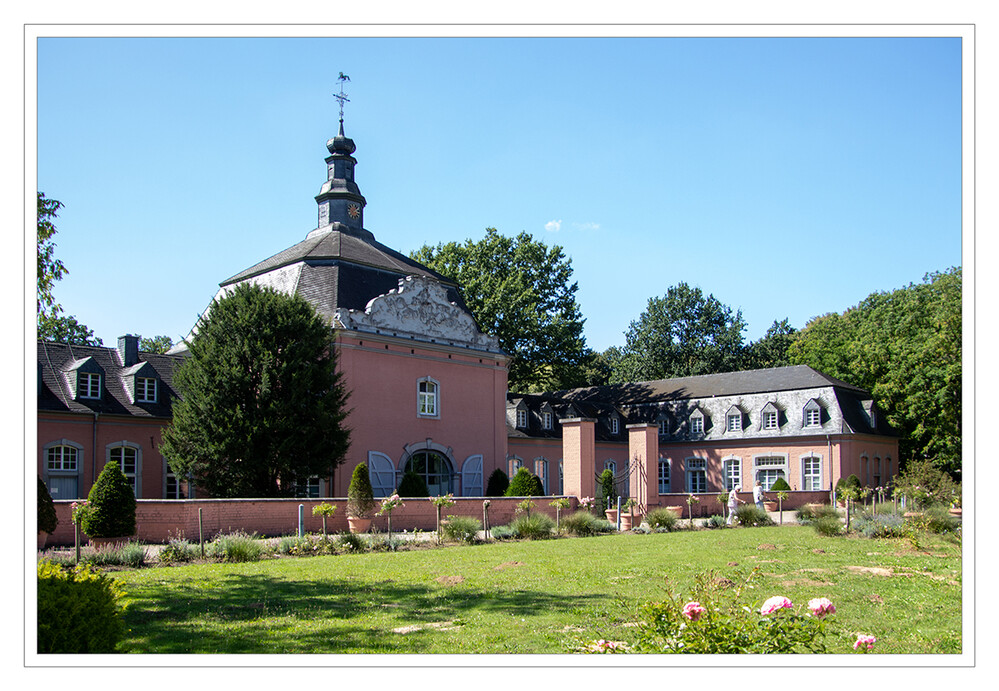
682, 601, 706, 621
807, 597, 836, 618
854, 634, 876, 651
760, 596, 793, 615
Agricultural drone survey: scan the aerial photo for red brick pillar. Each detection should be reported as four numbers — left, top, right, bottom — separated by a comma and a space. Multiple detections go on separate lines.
627, 424, 659, 512
561, 418, 596, 499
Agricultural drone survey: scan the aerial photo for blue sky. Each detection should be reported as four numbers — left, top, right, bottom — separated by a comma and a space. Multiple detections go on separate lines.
34, 34, 963, 353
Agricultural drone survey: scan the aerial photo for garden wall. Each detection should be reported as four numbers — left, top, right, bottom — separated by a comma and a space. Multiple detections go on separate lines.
47, 496, 581, 547
650, 490, 831, 518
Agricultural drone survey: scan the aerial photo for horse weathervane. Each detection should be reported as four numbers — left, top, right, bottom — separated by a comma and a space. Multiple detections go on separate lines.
335, 72, 351, 124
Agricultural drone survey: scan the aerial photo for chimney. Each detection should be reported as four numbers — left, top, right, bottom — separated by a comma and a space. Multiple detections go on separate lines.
118, 334, 140, 366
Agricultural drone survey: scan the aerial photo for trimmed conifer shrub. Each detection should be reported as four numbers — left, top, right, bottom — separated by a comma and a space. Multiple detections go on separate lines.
38, 476, 58, 535
485, 468, 509, 496
347, 462, 376, 518
597, 468, 617, 507
81, 462, 136, 538
505, 467, 540, 496
770, 476, 791, 492
396, 469, 430, 497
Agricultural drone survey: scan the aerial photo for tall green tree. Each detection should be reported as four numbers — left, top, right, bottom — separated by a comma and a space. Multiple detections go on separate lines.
140, 335, 174, 354
412, 228, 588, 393
610, 282, 747, 383
36, 192, 102, 346
743, 318, 798, 370
789, 268, 962, 477
160, 283, 351, 497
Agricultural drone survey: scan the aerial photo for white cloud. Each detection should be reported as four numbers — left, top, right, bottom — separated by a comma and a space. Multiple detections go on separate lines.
544, 219, 562, 233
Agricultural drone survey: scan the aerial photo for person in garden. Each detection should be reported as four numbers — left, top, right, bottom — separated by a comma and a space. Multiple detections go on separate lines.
754, 480, 766, 510
727, 485, 742, 525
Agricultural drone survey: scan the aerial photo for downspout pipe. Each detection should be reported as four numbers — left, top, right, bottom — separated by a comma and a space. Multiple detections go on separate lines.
92, 412, 100, 486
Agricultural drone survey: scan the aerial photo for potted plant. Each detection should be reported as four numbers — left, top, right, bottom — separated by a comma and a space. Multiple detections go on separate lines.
621, 498, 639, 531
346, 462, 376, 533
768, 477, 791, 515
80, 462, 136, 549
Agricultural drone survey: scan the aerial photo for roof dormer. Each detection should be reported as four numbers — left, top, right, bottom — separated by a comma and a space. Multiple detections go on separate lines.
802, 398, 824, 428
760, 401, 782, 431
540, 402, 555, 430
725, 404, 745, 433
65, 357, 104, 401
122, 361, 159, 404
688, 407, 706, 437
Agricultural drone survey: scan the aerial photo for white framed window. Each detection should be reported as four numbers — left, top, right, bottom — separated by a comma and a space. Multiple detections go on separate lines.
801, 455, 823, 491
79, 372, 101, 399
136, 377, 157, 403
107, 442, 141, 497
516, 409, 528, 428
754, 455, 787, 490
604, 459, 617, 475
804, 402, 822, 427
658, 457, 671, 494
417, 378, 440, 418
542, 411, 553, 430
727, 413, 742, 432
509, 456, 524, 477
689, 413, 704, 435
47, 444, 78, 472
763, 411, 779, 430
658, 419, 669, 436
686, 458, 707, 494
723, 457, 742, 491
611, 417, 620, 435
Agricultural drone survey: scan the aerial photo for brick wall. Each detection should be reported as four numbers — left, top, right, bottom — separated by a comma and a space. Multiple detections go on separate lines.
46, 496, 581, 547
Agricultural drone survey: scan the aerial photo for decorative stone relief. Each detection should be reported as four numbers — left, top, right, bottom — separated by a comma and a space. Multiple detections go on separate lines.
336, 275, 501, 352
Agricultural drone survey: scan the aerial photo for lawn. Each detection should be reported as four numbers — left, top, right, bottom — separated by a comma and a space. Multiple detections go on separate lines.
112, 525, 962, 655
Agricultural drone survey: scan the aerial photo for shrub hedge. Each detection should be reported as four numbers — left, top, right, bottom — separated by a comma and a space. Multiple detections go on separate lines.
37, 561, 127, 653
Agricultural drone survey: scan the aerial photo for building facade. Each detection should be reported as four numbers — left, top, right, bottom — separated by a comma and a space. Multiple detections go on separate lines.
37, 117, 898, 507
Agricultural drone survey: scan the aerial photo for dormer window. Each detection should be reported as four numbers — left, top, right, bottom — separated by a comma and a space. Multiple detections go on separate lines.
803, 399, 823, 427
761, 402, 780, 431
79, 372, 101, 399
417, 377, 439, 418
136, 377, 157, 403
517, 409, 528, 428
542, 411, 553, 430
689, 411, 704, 436
658, 419, 669, 436
611, 417, 620, 435
726, 406, 743, 432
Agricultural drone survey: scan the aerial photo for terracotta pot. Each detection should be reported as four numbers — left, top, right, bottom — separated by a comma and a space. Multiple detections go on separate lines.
665, 506, 684, 518
764, 501, 778, 512
948, 508, 962, 517
619, 514, 633, 531
604, 509, 618, 523
347, 516, 371, 533
89, 536, 132, 550
37, 531, 49, 550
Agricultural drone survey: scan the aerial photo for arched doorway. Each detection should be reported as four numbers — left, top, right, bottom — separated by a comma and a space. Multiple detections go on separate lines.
404, 450, 455, 496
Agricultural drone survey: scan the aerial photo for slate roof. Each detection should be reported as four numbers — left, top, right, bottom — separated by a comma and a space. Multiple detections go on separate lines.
508, 365, 895, 441
215, 222, 474, 324
38, 341, 184, 418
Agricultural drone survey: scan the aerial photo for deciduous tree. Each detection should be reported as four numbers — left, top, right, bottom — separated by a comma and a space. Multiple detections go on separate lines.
412, 228, 588, 393
160, 284, 351, 497
610, 282, 747, 383
36, 192, 102, 346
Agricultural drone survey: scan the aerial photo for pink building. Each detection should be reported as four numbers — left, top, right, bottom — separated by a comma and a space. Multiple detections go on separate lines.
37, 114, 897, 517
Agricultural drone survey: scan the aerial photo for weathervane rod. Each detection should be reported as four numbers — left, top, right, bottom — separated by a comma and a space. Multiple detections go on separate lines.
335, 72, 351, 124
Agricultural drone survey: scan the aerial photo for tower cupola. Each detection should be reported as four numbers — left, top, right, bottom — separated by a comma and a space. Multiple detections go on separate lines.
315, 75, 366, 231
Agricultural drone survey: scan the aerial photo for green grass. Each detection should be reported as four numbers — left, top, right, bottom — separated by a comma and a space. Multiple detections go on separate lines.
111, 526, 962, 654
